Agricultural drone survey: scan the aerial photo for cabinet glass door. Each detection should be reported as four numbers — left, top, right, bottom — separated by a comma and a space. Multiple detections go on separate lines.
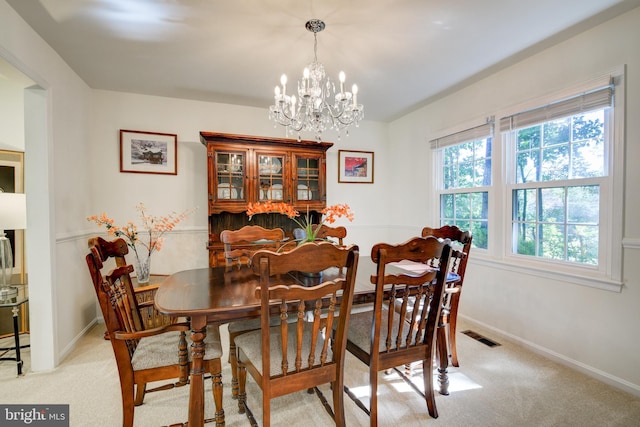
216, 152, 245, 200
296, 157, 321, 202
258, 154, 285, 201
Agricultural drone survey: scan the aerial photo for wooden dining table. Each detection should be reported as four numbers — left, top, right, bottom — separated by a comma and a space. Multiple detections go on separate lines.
154, 256, 459, 427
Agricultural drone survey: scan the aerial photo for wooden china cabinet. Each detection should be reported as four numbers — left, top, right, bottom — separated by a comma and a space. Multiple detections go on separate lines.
200, 132, 333, 266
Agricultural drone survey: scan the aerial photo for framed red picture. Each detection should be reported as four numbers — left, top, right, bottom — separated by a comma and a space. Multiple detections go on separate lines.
338, 150, 374, 183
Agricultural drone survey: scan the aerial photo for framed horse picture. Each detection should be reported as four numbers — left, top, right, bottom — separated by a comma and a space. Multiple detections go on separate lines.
120, 129, 177, 175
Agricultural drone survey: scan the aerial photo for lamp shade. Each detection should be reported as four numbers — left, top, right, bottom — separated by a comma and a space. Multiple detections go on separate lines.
0, 192, 27, 230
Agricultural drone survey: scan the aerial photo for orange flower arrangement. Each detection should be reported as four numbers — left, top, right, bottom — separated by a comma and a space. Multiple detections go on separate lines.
246, 201, 354, 243
87, 203, 194, 281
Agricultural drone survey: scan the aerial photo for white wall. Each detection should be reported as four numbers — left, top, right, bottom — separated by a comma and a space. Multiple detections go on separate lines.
389, 7, 640, 395
0, 61, 29, 151
89, 90, 390, 275
1, 0, 94, 370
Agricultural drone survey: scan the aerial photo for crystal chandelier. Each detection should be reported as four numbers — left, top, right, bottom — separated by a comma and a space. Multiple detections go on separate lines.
269, 19, 364, 142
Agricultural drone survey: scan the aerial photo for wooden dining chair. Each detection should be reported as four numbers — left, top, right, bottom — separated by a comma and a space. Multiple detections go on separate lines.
86, 237, 225, 427
236, 242, 359, 427
87, 237, 170, 332
343, 236, 451, 424
220, 225, 285, 268
315, 224, 347, 246
293, 224, 347, 246
422, 225, 472, 368
220, 225, 285, 399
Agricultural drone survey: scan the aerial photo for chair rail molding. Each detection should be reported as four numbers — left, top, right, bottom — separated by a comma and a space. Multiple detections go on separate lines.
622, 237, 640, 250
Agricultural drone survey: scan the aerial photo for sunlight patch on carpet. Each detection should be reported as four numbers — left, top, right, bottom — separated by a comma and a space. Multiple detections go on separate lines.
446, 372, 483, 392
392, 367, 483, 394
347, 385, 371, 399
391, 380, 419, 393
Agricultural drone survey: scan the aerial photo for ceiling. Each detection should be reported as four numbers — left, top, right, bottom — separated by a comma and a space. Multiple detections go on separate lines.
6, 0, 640, 122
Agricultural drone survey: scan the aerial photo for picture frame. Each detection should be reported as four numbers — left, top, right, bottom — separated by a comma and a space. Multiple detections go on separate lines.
338, 150, 374, 183
120, 129, 177, 175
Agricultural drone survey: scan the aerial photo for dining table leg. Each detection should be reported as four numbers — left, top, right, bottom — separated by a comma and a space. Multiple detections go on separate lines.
188, 315, 207, 427
436, 325, 450, 396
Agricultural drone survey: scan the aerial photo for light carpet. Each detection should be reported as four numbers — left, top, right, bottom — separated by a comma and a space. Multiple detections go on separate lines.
1, 319, 639, 427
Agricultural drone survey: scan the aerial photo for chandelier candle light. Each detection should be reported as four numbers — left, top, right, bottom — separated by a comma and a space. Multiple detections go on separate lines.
269, 19, 364, 142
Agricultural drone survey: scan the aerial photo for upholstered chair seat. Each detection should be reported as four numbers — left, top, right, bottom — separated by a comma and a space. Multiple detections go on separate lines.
131, 326, 222, 371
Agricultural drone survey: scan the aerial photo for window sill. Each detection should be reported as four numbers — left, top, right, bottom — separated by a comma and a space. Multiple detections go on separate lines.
471, 255, 624, 293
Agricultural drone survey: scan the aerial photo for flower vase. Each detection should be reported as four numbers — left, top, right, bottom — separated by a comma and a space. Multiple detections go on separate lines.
135, 253, 151, 284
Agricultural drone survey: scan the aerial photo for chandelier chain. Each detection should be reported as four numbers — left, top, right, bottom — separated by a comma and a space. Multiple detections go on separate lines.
313, 32, 318, 63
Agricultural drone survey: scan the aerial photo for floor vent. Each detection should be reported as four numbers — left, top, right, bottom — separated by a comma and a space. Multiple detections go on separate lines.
461, 330, 501, 347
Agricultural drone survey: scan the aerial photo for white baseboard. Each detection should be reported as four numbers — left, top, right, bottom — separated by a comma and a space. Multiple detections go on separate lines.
459, 314, 640, 398
57, 318, 99, 364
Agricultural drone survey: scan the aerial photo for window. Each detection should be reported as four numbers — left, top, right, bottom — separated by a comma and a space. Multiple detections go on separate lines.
501, 77, 621, 280
430, 71, 624, 289
431, 122, 492, 249
510, 111, 605, 265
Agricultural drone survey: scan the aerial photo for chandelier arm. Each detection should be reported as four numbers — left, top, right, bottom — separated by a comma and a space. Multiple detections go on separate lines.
279, 102, 293, 121
323, 100, 356, 121
290, 120, 305, 132
327, 106, 353, 124
335, 116, 358, 126
324, 105, 344, 119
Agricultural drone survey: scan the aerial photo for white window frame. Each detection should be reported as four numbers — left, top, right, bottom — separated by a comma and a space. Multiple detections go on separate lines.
429, 67, 625, 292
498, 68, 625, 291
430, 118, 494, 253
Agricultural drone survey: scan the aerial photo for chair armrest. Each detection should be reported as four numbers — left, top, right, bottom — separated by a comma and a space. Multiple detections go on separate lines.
114, 322, 190, 340
133, 283, 161, 294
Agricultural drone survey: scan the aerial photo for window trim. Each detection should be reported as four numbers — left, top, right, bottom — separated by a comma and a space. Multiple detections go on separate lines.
429, 66, 625, 292
431, 118, 494, 252
499, 67, 625, 290
499, 80, 613, 132
430, 120, 494, 150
